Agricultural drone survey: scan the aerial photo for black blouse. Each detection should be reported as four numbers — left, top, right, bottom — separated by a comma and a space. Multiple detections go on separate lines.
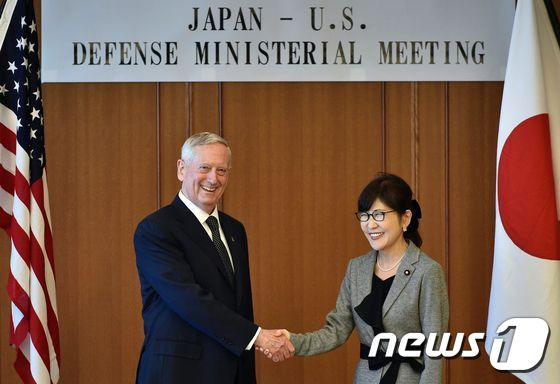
354, 274, 394, 333
354, 273, 423, 384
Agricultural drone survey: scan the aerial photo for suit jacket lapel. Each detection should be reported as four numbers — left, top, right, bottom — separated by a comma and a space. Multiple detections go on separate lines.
220, 221, 244, 301
382, 242, 420, 317
171, 196, 234, 288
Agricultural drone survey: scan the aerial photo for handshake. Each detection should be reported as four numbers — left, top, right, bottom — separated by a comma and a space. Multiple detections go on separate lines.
255, 329, 295, 362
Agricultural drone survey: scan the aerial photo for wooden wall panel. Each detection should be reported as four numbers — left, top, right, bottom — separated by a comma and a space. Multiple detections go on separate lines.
159, 83, 190, 206
416, 83, 447, 267
158, 82, 222, 210
222, 82, 382, 384
38, 83, 156, 383
191, 83, 221, 135
385, 82, 414, 181
447, 82, 520, 384
415, 82, 449, 383
158, 82, 224, 208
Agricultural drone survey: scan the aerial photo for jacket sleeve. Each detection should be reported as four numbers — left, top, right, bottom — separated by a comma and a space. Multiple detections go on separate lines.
134, 218, 258, 356
419, 263, 449, 384
290, 261, 355, 355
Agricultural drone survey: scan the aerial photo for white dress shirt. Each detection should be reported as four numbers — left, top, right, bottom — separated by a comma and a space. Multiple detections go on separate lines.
178, 191, 234, 270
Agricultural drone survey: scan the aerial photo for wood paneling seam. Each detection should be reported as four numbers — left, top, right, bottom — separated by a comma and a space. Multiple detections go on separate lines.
218, 82, 224, 211
411, 82, 419, 196
156, 82, 161, 209
444, 81, 450, 384
187, 82, 192, 137
381, 82, 386, 172
218, 83, 223, 137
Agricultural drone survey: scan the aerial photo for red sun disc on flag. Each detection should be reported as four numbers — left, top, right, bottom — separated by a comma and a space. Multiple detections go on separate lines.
498, 113, 560, 260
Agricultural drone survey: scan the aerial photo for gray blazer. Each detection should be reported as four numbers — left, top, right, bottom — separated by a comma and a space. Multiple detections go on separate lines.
291, 242, 449, 384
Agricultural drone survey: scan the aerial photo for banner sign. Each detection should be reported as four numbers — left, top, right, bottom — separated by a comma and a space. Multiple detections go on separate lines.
41, 0, 515, 82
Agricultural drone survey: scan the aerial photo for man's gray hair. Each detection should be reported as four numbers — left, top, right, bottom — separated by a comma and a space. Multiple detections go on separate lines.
181, 132, 231, 164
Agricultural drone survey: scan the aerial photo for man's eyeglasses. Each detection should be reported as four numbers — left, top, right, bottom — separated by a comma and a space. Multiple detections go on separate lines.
355, 210, 395, 222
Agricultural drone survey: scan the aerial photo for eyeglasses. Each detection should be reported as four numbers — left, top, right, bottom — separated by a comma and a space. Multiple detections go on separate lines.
355, 210, 395, 222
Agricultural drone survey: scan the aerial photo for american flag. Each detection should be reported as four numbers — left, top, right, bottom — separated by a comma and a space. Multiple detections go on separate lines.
0, 0, 60, 383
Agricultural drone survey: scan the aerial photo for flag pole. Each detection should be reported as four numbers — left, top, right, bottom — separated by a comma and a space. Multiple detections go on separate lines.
544, 0, 560, 45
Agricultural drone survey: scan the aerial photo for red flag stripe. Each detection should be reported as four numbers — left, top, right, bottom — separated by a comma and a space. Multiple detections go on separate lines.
10, 259, 58, 382
14, 165, 31, 205
0, 122, 17, 153
20, 333, 51, 384
0, 164, 14, 192
13, 321, 28, 347
30, 198, 48, 258
14, 350, 38, 384
10, 214, 31, 263
41, 173, 53, 228
10, 207, 57, 327
8, 189, 58, 354
12, 198, 60, 382
8, 245, 30, 347
28, 282, 52, 370
36, 176, 55, 270
29, 231, 60, 344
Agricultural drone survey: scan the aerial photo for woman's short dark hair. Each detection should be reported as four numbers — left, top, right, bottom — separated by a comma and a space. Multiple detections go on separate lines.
357, 173, 423, 247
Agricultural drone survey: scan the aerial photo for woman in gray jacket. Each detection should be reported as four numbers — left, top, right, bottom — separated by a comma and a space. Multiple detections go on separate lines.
288, 173, 449, 384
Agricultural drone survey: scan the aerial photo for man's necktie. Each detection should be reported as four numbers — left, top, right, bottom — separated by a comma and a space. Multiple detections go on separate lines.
206, 216, 235, 288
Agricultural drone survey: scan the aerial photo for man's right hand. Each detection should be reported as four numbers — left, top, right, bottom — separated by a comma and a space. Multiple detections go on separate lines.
255, 329, 295, 362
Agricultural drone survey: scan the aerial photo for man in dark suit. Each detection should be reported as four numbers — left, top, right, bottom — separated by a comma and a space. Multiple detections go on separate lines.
134, 132, 293, 384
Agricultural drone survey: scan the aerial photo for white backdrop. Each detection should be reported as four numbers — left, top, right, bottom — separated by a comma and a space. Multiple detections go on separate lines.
42, 0, 515, 82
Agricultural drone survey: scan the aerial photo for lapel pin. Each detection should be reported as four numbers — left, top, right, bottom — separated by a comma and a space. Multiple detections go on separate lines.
404, 270, 410, 276
231, 236, 235, 243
